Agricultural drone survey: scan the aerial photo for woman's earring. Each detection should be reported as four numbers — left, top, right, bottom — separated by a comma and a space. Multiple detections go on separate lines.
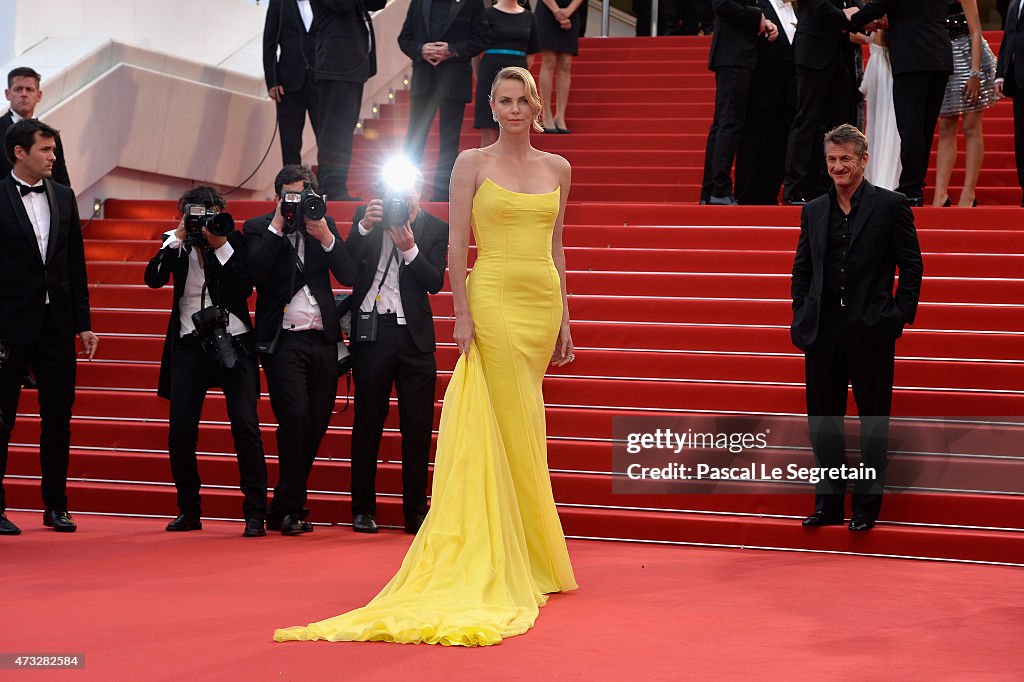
492, 112, 498, 122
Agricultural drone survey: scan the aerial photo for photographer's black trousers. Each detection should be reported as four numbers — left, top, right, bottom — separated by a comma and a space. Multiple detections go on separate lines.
0, 307, 76, 513
168, 335, 267, 519
350, 315, 435, 522
263, 330, 338, 520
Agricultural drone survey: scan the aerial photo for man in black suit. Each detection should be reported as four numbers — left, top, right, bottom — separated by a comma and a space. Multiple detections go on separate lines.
346, 171, 448, 534
2, 67, 71, 187
790, 124, 923, 531
244, 165, 356, 535
699, 0, 778, 205
0, 119, 98, 535
398, 0, 488, 202
264, 0, 319, 166
310, 0, 387, 201
847, 0, 953, 206
144, 187, 268, 536
996, 0, 1024, 206
782, 1, 859, 205
736, 0, 796, 204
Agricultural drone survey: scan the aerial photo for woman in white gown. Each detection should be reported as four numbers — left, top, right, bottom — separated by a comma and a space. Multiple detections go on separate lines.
860, 31, 901, 190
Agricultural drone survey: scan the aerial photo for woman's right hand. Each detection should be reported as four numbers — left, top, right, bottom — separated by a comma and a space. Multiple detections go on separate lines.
454, 314, 475, 356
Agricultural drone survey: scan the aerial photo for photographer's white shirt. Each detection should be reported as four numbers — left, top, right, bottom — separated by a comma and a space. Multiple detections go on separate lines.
266, 225, 336, 331
357, 222, 418, 325
161, 231, 248, 337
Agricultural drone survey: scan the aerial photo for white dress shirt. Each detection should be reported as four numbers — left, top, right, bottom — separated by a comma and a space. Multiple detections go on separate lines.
13, 170, 53, 303
160, 231, 249, 338
266, 224, 336, 331
772, 0, 798, 45
357, 221, 419, 325
296, 0, 314, 31
10, 109, 24, 124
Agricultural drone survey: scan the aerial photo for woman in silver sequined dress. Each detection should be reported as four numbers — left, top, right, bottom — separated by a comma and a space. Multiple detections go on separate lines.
932, 0, 998, 207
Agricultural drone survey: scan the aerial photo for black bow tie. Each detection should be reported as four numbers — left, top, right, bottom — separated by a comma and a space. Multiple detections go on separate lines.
17, 182, 45, 196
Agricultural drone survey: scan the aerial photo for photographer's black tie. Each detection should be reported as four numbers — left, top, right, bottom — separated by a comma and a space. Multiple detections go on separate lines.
17, 182, 45, 196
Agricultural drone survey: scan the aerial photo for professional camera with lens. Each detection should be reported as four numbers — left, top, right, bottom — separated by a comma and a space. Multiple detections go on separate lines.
380, 193, 410, 230
280, 185, 327, 235
183, 204, 235, 248
191, 306, 237, 370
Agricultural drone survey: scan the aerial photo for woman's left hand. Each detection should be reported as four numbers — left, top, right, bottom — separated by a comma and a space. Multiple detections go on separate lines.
963, 75, 982, 103
551, 323, 575, 367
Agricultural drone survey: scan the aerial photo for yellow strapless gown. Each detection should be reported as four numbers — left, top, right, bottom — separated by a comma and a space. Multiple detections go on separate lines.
273, 178, 578, 646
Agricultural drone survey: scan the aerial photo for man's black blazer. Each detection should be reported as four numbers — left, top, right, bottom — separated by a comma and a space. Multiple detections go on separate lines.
708, 0, 764, 70
310, 0, 388, 83
997, 0, 1024, 94
243, 212, 356, 347
263, 0, 316, 93
750, 0, 794, 108
144, 230, 255, 399
397, 0, 489, 103
0, 174, 90, 345
346, 206, 448, 354
0, 112, 71, 187
790, 180, 923, 351
849, 0, 953, 75
792, 0, 856, 71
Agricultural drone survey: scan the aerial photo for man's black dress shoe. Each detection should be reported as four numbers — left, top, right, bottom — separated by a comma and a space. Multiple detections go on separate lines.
801, 512, 844, 527
709, 194, 739, 205
43, 510, 77, 532
22, 374, 37, 389
905, 196, 924, 207
266, 517, 312, 533
352, 513, 378, 534
0, 513, 21, 535
783, 196, 808, 206
848, 517, 876, 531
405, 514, 426, 535
280, 514, 307, 536
243, 518, 266, 537
165, 514, 202, 532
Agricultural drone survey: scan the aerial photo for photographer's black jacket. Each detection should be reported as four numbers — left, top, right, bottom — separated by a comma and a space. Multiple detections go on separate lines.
243, 212, 356, 346
310, 0, 388, 83
346, 206, 448, 353
144, 231, 254, 399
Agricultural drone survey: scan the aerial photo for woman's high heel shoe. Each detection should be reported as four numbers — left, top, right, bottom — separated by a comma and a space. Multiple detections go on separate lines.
942, 197, 952, 207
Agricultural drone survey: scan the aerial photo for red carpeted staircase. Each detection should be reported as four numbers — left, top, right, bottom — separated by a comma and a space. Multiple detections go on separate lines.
7, 37, 1024, 565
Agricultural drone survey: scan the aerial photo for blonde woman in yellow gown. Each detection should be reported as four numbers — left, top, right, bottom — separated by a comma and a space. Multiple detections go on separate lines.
274, 66, 578, 646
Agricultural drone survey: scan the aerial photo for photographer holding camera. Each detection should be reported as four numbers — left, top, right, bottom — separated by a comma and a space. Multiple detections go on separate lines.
144, 187, 269, 536
346, 162, 448, 534
244, 165, 356, 536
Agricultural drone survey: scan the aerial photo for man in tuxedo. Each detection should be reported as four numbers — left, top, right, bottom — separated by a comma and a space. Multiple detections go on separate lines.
264, 0, 319, 166
398, 0, 488, 202
995, 0, 1024, 206
310, 0, 387, 201
847, 0, 953, 206
2, 67, 70, 187
346, 173, 448, 534
244, 165, 356, 535
790, 124, 923, 531
736, 0, 796, 204
144, 187, 268, 536
782, 1, 859, 205
699, 0, 778, 205
0, 119, 98, 535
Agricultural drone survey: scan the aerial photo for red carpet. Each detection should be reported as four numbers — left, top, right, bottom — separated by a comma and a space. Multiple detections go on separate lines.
4, 514, 1023, 680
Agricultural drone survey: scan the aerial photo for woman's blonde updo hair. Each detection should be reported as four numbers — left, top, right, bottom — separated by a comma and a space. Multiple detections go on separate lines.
489, 66, 545, 133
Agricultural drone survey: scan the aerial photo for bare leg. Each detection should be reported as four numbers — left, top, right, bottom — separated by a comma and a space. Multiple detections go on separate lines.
480, 128, 498, 147
958, 109, 984, 206
540, 51, 557, 130
932, 115, 958, 206
554, 53, 573, 130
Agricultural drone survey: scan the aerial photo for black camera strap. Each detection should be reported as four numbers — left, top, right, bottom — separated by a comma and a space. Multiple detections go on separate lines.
371, 243, 400, 313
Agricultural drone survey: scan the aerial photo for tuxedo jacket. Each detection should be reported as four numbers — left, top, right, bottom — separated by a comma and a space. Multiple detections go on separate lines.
263, 0, 316, 92
243, 212, 356, 347
997, 0, 1024, 94
398, 0, 489, 103
310, 0, 387, 83
849, 0, 953, 75
750, 0, 795, 108
144, 230, 255, 399
0, 174, 90, 345
708, 0, 764, 70
346, 206, 448, 353
790, 181, 923, 351
0, 112, 71, 187
792, 0, 857, 71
